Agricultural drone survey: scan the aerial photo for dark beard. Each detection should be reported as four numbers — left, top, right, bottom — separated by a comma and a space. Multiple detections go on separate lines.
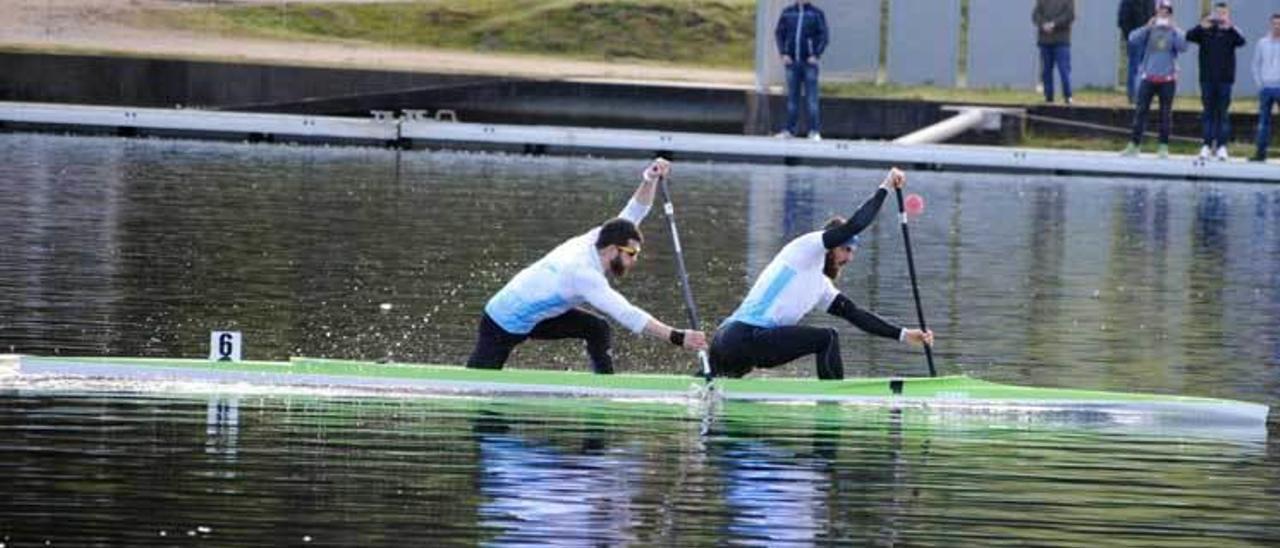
609, 255, 628, 277
823, 251, 840, 280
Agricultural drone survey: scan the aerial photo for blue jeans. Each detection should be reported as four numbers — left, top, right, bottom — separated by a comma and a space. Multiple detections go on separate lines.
1039, 44, 1072, 102
1126, 39, 1144, 103
1256, 87, 1280, 159
1131, 79, 1176, 145
784, 61, 820, 135
1199, 82, 1233, 149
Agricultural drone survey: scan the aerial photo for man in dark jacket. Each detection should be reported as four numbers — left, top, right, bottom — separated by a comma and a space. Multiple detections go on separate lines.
1034, 0, 1076, 104
774, 0, 829, 140
1119, 0, 1157, 103
1186, 2, 1246, 161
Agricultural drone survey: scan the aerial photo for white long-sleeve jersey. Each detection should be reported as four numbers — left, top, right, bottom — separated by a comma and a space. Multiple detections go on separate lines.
726, 231, 840, 329
484, 199, 654, 335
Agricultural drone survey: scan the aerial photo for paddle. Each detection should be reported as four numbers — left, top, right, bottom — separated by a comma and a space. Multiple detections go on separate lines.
656, 173, 714, 385
893, 186, 937, 377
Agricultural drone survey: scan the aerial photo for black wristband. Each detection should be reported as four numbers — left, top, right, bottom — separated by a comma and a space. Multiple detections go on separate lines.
669, 329, 685, 347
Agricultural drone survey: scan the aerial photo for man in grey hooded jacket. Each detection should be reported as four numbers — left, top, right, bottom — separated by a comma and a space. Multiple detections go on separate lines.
1252, 13, 1280, 161
1122, 1, 1187, 159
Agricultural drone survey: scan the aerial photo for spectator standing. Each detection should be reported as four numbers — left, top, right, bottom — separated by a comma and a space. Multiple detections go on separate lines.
1187, 3, 1245, 161
1033, 0, 1076, 104
774, 0, 829, 141
1122, 2, 1187, 159
1119, 0, 1157, 103
1252, 14, 1280, 162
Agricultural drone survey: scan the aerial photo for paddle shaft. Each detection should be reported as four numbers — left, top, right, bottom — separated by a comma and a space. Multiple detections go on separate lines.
894, 188, 937, 377
657, 176, 713, 382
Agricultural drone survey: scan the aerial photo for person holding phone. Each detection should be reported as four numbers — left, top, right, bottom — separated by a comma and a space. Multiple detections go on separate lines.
1122, 1, 1187, 159
1187, 2, 1246, 161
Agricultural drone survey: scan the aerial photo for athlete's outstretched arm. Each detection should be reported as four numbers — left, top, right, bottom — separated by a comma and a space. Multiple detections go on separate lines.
579, 273, 707, 352
641, 318, 708, 351
827, 294, 934, 346
618, 158, 669, 224
821, 168, 904, 249
826, 294, 902, 340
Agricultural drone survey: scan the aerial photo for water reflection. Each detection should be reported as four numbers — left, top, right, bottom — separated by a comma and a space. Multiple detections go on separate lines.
2, 392, 1279, 544
1022, 184, 1066, 375
1273, 192, 1280, 367
473, 411, 640, 546
722, 440, 827, 545
205, 396, 239, 462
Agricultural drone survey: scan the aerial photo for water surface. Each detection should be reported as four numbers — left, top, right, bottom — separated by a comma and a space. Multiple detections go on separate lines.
1, 133, 1278, 544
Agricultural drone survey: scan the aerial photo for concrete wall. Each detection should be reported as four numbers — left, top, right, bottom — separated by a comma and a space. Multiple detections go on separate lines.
0, 51, 1002, 141
887, 0, 961, 86
0, 52, 492, 109
968, 0, 1037, 88
968, 0, 1115, 91
1172, 0, 1203, 95
2, 51, 1267, 145
756, 0, 1280, 97
1073, 0, 1120, 90
822, 0, 882, 82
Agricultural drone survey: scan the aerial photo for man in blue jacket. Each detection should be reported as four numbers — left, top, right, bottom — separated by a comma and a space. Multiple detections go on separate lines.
774, 0, 829, 141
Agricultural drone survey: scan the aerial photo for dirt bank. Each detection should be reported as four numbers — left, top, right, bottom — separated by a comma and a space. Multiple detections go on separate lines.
0, 0, 753, 85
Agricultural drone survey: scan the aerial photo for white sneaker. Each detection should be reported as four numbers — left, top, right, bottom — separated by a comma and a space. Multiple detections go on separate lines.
807, 132, 822, 142
1215, 146, 1229, 161
1198, 145, 1212, 160
774, 130, 792, 139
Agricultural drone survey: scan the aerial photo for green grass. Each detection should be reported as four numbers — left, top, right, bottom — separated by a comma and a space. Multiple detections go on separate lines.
150, 0, 757, 68
823, 82, 1264, 114
1020, 133, 1266, 158
825, 82, 1276, 155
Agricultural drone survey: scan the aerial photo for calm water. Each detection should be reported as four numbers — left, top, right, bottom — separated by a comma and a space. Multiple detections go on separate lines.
1, 133, 1279, 544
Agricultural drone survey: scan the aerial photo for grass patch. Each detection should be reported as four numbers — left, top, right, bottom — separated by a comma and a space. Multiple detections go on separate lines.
823, 82, 1263, 114
150, 0, 757, 68
1021, 133, 1268, 158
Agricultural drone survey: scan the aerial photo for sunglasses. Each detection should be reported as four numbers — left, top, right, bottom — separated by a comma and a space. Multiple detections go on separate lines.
617, 245, 641, 258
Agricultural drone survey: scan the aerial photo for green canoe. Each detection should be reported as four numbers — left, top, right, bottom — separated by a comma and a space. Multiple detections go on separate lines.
3, 355, 1269, 429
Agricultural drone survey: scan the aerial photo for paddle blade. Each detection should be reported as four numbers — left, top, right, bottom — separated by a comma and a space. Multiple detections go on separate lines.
905, 193, 925, 216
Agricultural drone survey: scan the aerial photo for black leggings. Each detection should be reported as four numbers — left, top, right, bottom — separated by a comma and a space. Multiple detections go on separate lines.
465, 309, 614, 374
708, 321, 843, 380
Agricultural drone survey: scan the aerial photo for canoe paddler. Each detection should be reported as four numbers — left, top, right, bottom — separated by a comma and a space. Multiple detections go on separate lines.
708, 167, 934, 380
466, 158, 708, 374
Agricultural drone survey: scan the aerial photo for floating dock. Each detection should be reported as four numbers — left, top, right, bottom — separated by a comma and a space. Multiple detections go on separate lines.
2, 101, 1276, 183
